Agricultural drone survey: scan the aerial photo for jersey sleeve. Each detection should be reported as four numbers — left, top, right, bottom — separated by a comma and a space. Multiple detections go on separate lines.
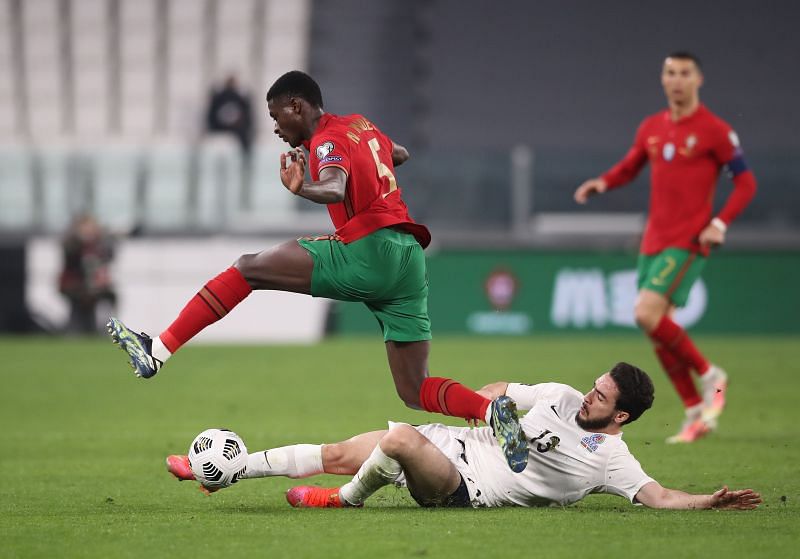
505, 382, 578, 411
710, 121, 757, 225
710, 121, 741, 166
311, 129, 351, 177
601, 447, 655, 503
601, 119, 649, 189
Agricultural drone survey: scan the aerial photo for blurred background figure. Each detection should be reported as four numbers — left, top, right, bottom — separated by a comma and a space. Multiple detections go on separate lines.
58, 214, 117, 334
205, 74, 255, 159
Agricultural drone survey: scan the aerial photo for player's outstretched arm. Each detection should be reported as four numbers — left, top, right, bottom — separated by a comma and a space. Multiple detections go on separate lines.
574, 177, 607, 204
392, 142, 410, 166
635, 481, 762, 510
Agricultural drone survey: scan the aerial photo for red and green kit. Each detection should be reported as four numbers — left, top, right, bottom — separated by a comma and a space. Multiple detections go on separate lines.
601, 104, 756, 304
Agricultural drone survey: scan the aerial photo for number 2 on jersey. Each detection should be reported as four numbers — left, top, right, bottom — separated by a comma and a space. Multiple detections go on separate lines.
368, 137, 398, 198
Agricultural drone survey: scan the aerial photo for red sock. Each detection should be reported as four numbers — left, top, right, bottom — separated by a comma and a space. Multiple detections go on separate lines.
159, 267, 252, 353
419, 377, 490, 422
654, 343, 702, 408
649, 316, 710, 375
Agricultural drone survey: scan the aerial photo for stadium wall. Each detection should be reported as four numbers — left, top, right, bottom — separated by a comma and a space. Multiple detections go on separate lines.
334, 250, 800, 335
24, 238, 329, 342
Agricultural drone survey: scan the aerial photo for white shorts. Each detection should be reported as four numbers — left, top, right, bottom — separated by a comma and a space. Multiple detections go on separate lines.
388, 421, 485, 507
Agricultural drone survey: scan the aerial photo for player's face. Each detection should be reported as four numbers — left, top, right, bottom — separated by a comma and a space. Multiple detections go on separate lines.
577, 373, 621, 430
268, 96, 305, 148
661, 57, 703, 105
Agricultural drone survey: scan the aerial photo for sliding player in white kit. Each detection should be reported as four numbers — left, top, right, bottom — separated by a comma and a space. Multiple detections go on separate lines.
166, 362, 760, 510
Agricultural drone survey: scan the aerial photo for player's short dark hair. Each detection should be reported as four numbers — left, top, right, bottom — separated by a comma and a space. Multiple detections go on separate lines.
609, 362, 654, 425
666, 51, 702, 70
267, 71, 324, 108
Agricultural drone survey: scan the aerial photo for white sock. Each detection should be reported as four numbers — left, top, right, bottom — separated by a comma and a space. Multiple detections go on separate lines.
339, 444, 402, 506
701, 364, 725, 385
242, 444, 323, 479
151, 336, 172, 364
685, 403, 703, 421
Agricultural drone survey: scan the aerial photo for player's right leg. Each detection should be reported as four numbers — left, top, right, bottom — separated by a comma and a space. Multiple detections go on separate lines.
108, 240, 313, 378
167, 431, 387, 490
385, 341, 528, 473
700, 364, 728, 424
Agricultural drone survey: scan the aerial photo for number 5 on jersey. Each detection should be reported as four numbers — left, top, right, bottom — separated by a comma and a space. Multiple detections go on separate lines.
368, 137, 398, 198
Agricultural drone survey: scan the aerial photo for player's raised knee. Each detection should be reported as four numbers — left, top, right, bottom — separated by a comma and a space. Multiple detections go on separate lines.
380, 425, 422, 458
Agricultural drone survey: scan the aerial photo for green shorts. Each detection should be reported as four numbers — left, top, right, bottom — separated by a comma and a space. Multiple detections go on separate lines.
637, 248, 707, 307
298, 228, 431, 342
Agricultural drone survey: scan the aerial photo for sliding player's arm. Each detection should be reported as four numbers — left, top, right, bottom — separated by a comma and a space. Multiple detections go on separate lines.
476, 382, 509, 401
635, 481, 762, 510
478, 382, 572, 412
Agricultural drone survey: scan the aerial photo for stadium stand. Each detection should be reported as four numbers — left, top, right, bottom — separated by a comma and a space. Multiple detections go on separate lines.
0, 0, 311, 234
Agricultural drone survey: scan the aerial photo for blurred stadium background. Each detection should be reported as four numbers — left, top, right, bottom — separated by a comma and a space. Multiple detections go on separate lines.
0, 0, 798, 339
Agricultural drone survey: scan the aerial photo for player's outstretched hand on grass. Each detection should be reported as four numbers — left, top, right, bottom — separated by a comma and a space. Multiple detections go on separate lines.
711, 486, 762, 510
574, 177, 608, 204
280, 149, 306, 194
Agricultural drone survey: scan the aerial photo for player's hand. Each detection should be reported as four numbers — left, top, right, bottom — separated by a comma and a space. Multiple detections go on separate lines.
698, 222, 725, 248
574, 178, 608, 204
709, 486, 762, 510
280, 149, 306, 194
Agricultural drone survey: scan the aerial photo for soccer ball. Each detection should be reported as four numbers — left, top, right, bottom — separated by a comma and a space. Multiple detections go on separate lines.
188, 428, 248, 489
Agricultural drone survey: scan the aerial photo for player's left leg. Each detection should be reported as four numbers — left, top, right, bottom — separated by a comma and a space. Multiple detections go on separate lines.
288, 424, 462, 508
383, 340, 527, 474
109, 240, 313, 378
636, 250, 727, 436
636, 250, 713, 377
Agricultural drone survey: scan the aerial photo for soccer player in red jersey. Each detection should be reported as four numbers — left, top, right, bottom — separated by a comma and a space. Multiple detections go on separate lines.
108, 71, 528, 472
574, 52, 757, 443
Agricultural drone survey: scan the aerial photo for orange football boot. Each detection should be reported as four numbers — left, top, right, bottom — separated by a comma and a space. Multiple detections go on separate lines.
286, 486, 350, 508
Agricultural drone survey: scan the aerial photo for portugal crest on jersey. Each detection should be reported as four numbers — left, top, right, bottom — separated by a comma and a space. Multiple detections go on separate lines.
662, 142, 675, 161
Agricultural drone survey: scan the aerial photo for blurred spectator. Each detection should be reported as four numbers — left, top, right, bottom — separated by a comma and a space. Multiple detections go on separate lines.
205, 74, 255, 157
58, 214, 117, 334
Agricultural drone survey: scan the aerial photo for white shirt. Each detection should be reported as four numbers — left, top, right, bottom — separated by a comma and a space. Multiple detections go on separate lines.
457, 383, 654, 507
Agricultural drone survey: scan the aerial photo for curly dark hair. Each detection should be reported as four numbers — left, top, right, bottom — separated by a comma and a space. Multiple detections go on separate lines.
266, 70, 324, 108
609, 362, 655, 425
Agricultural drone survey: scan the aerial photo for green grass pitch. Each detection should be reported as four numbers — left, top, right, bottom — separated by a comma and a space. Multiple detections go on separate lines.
1, 334, 797, 558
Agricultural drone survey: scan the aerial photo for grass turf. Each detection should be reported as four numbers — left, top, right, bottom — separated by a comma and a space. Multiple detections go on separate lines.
1, 334, 797, 558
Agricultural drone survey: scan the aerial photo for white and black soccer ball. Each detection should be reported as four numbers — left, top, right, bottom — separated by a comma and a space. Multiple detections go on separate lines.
188, 428, 248, 489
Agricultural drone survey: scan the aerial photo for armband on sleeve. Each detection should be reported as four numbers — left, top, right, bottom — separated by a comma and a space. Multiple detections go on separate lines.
725, 154, 749, 177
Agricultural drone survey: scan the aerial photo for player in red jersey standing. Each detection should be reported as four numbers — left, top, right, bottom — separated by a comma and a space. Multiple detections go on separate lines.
108, 71, 528, 472
574, 52, 757, 443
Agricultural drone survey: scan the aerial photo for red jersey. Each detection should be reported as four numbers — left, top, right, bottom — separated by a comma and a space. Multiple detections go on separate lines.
303, 113, 431, 248
601, 104, 754, 255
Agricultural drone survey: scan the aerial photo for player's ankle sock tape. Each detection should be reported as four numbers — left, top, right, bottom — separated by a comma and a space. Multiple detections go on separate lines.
419, 377, 490, 421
